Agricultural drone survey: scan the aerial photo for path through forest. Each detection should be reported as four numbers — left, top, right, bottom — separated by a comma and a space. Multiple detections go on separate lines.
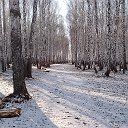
0, 64, 128, 128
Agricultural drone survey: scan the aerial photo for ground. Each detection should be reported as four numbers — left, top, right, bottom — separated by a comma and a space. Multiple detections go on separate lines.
0, 64, 128, 128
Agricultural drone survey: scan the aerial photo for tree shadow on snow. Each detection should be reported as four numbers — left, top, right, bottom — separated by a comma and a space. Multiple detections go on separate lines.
0, 99, 58, 128
34, 68, 128, 98
0, 72, 58, 127
31, 77, 128, 128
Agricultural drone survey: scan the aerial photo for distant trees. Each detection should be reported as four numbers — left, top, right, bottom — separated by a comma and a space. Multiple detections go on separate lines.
67, 0, 128, 76
0, 0, 69, 75
34, 0, 69, 69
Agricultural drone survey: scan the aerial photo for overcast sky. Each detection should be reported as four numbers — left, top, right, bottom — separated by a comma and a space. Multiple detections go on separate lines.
57, 0, 70, 55
57, 0, 68, 19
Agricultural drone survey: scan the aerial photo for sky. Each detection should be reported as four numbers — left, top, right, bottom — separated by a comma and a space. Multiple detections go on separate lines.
57, 0, 68, 30
57, 0, 68, 19
56, 0, 71, 59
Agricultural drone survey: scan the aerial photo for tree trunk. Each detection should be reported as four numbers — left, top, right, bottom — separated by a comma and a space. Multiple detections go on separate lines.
121, 0, 127, 73
9, 0, 29, 98
2, 0, 7, 72
0, 6, 3, 73
105, 0, 112, 77
25, 0, 38, 78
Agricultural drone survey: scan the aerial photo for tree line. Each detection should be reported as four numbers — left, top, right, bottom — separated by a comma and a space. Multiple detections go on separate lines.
67, 0, 128, 76
0, 0, 69, 75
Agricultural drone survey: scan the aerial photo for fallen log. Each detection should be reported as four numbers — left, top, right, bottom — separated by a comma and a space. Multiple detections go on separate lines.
0, 108, 21, 118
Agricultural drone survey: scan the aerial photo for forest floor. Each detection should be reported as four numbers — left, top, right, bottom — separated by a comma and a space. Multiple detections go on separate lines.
0, 64, 128, 128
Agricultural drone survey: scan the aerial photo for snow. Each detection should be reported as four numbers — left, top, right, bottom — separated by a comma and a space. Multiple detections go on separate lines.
0, 64, 128, 128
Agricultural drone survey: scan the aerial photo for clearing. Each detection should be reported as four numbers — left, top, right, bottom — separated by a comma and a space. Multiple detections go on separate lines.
0, 64, 128, 128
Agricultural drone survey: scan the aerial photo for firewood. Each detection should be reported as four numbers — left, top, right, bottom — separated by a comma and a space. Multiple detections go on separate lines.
0, 108, 21, 118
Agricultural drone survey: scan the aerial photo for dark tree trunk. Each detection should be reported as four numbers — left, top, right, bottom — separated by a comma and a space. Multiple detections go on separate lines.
88, 63, 91, 69
105, 0, 112, 77
121, 0, 127, 73
7, 57, 10, 69
105, 69, 111, 77
98, 62, 103, 71
25, 0, 38, 78
26, 57, 32, 78
2, 58, 5, 72
82, 61, 86, 71
94, 66, 98, 74
2, 0, 7, 72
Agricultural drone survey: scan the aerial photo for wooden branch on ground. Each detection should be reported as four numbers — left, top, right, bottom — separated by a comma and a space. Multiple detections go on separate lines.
0, 108, 21, 118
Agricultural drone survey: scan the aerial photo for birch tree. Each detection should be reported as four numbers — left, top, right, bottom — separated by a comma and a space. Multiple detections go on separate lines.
22, 0, 28, 77
9, 0, 30, 99
121, 0, 127, 73
0, 4, 2, 72
67, 0, 128, 75
2, 0, 7, 72
25, 0, 38, 78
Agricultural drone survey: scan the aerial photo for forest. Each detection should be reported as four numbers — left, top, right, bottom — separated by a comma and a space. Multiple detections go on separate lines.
0, 0, 128, 128
68, 0, 128, 76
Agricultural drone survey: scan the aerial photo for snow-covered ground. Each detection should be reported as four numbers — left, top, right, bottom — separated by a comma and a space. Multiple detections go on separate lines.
0, 64, 128, 128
